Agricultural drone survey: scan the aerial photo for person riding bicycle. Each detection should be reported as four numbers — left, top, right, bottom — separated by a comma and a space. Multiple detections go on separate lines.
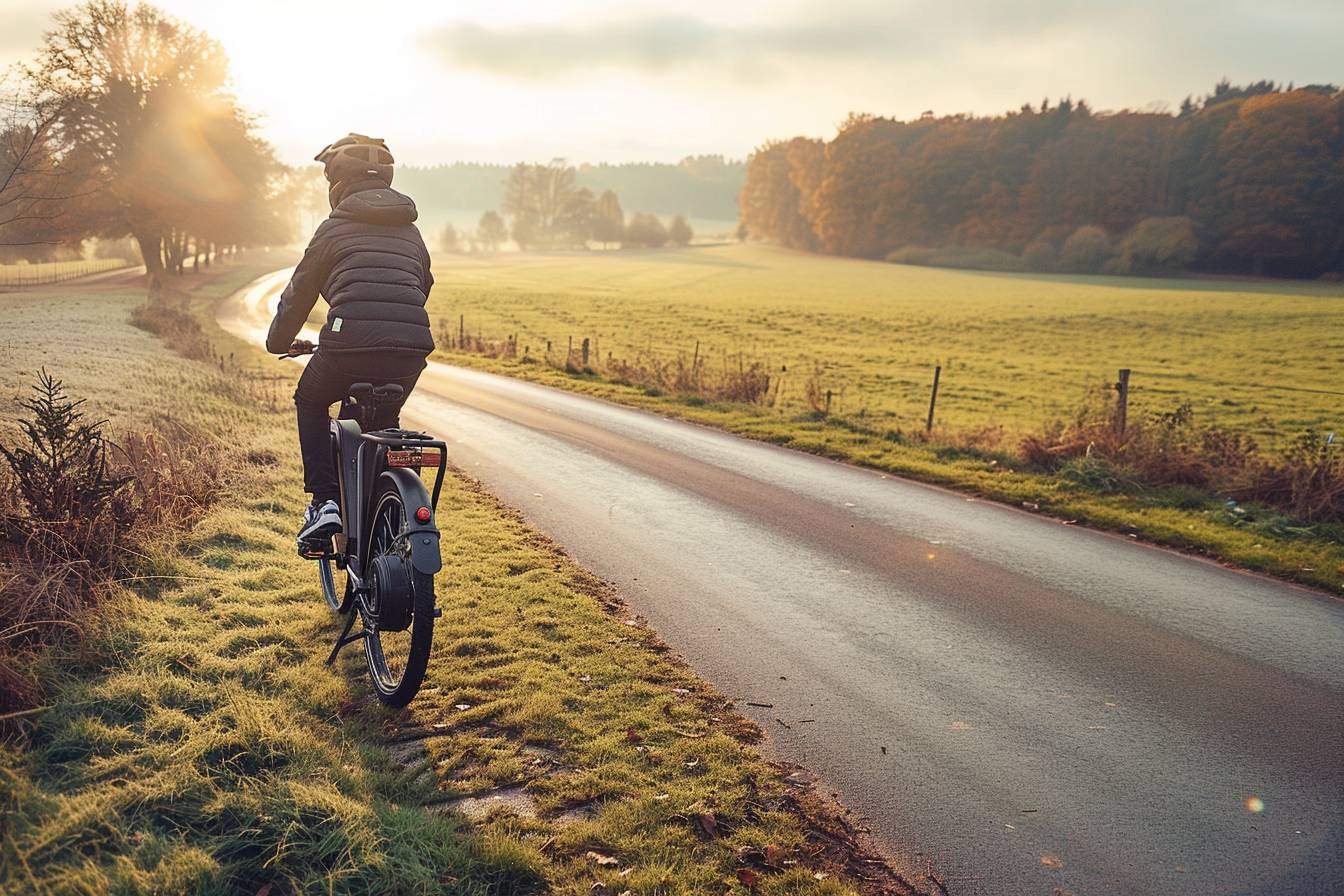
266, 133, 435, 548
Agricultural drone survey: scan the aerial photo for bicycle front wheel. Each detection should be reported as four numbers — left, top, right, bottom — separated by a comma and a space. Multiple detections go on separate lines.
362, 481, 435, 707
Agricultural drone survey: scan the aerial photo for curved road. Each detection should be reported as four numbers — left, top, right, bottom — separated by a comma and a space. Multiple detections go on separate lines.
223, 270, 1344, 896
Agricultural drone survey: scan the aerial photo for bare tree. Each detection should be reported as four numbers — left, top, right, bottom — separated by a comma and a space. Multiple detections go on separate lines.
0, 87, 87, 250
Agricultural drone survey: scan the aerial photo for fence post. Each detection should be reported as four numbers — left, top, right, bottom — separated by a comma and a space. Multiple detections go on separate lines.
458, 314, 464, 349
825, 389, 832, 415
926, 365, 942, 434
1114, 368, 1131, 434
581, 337, 590, 366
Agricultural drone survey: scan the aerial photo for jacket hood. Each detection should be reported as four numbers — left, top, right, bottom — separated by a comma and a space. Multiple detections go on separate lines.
331, 183, 418, 226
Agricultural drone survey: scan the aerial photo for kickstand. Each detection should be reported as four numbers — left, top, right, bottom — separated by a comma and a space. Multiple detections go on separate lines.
325, 611, 366, 666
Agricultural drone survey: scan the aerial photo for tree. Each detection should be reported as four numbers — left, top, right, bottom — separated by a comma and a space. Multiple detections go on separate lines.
502, 159, 578, 249
555, 187, 597, 248
25, 1, 283, 273
1059, 225, 1114, 273
668, 214, 693, 246
1120, 217, 1199, 273
476, 210, 506, 254
624, 212, 668, 248
740, 82, 1344, 276
439, 222, 460, 253
0, 91, 88, 256
593, 189, 624, 247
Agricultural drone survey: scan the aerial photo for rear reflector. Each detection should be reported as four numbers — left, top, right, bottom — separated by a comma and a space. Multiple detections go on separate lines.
415, 506, 432, 522
387, 448, 441, 468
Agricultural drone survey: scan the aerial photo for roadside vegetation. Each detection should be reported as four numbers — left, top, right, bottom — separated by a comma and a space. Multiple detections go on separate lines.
1, 265, 899, 893
425, 243, 1344, 592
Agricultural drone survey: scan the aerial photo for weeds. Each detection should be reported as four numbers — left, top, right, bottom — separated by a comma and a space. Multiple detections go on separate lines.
0, 372, 227, 717
1022, 387, 1343, 523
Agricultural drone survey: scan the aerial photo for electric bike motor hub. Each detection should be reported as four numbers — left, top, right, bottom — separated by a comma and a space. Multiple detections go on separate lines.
369, 552, 414, 632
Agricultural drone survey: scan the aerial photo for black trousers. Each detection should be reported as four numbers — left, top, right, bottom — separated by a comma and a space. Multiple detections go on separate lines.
294, 349, 427, 504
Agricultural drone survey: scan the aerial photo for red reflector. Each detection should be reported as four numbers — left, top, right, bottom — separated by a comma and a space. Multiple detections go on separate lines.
415, 506, 431, 522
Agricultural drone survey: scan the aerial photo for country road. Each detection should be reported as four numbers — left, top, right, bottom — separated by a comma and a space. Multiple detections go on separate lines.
223, 269, 1344, 896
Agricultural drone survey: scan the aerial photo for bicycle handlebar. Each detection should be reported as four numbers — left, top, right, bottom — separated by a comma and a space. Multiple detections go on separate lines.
276, 342, 317, 360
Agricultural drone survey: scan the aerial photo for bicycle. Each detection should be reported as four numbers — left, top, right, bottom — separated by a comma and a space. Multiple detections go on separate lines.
281, 345, 445, 707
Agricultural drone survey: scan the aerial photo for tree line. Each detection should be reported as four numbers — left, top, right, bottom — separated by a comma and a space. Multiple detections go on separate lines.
740, 82, 1344, 278
0, 1, 295, 273
396, 156, 743, 227
439, 160, 694, 252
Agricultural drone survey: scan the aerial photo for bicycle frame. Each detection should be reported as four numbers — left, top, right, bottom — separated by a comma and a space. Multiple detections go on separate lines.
330, 418, 447, 586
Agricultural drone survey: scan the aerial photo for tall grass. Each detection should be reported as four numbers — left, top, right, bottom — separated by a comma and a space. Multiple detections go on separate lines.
0, 372, 227, 717
1022, 389, 1344, 523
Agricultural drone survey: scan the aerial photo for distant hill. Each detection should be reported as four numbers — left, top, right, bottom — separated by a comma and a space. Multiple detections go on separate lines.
397, 157, 744, 234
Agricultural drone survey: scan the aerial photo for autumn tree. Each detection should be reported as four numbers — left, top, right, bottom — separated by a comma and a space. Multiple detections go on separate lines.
26, 1, 286, 273
740, 83, 1344, 277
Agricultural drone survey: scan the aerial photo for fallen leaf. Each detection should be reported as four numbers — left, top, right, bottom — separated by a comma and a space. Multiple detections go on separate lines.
586, 851, 619, 866
625, 729, 643, 744
1041, 854, 1063, 869
737, 868, 760, 887
692, 812, 720, 838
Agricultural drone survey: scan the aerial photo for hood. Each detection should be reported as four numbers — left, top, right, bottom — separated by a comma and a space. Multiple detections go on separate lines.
330, 182, 418, 226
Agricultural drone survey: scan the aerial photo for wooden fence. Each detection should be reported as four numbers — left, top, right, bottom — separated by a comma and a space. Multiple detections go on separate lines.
0, 259, 132, 288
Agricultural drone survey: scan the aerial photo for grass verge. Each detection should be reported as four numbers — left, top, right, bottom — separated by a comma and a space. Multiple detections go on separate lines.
428, 347, 1344, 594
1, 263, 910, 893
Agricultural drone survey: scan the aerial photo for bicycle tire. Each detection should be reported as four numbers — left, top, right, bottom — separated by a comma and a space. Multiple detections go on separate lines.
362, 480, 434, 706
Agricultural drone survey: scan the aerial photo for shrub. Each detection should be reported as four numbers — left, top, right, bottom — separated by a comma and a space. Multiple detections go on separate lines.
624, 213, 669, 248
886, 245, 1024, 272
885, 246, 938, 266
1022, 239, 1058, 271
1059, 226, 1114, 273
668, 215, 694, 246
1120, 217, 1199, 274
0, 373, 226, 716
930, 247, 1025, 272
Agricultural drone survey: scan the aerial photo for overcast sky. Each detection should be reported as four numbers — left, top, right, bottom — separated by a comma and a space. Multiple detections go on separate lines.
2, 0, 1340, 166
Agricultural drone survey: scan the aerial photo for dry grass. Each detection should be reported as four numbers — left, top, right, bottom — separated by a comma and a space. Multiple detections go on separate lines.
1021, 390, 1344, 523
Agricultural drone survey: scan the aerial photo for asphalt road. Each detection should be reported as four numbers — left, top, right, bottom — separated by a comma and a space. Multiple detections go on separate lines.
223, 270, 1344, 896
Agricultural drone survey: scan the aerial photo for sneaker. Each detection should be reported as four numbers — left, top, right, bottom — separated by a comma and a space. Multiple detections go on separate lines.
298, 499, 341, 550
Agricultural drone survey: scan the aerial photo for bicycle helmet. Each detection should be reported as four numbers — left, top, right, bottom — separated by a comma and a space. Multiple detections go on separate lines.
314, 133, 394, 186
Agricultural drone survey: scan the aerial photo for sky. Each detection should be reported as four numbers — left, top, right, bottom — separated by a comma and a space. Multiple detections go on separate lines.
2, 0, 1341, 166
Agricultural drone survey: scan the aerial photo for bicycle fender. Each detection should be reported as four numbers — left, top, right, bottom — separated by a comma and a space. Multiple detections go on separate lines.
378, 468, 442, 575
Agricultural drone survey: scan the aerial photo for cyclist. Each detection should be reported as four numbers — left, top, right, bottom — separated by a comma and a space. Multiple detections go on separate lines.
265, 133, 435, 549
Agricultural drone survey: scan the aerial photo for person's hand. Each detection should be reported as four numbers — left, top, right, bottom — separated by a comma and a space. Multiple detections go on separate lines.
287, 338, 316, 356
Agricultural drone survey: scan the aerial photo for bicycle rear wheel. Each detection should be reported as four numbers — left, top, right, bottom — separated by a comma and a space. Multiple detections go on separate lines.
361, 480, 434, 706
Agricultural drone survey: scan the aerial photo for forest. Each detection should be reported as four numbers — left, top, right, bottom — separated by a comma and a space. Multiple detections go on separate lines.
739, 82, 1344, 278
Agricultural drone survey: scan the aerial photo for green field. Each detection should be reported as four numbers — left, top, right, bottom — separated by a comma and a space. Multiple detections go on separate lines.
426, 244, 1344, 442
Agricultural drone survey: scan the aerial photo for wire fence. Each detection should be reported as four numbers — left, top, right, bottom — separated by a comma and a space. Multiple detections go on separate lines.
0, 259, 132, 288
437, 316, 1342, 443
